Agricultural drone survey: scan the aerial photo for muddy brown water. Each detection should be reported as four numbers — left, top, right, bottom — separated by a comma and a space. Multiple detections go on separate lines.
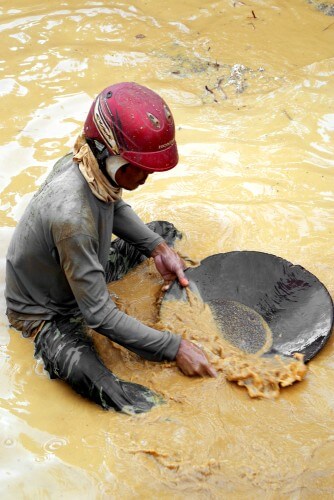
0, 0, 334, 497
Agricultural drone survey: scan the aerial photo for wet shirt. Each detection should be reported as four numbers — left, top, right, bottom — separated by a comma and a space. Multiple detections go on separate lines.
5, 154, 181, 361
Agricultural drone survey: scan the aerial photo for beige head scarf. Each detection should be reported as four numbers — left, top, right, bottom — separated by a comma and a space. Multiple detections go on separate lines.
73, 133, 122, 203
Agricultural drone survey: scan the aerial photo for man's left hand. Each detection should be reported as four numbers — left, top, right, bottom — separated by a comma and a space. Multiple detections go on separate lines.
151, 241, 189, 290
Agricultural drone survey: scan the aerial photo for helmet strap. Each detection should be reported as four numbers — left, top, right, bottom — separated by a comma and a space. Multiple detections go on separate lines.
86, 139, 109, 163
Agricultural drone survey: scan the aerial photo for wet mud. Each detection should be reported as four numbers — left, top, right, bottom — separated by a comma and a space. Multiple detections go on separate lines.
99, 259, 308, 400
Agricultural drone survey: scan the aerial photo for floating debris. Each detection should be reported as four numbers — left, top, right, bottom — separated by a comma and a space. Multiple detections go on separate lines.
307, 0, 334, 15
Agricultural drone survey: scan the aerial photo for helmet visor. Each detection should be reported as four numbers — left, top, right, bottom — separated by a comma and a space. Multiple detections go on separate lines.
121, 140, 178, 172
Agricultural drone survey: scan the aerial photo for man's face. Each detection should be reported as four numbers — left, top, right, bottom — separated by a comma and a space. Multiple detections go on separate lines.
115, 164, 150, 191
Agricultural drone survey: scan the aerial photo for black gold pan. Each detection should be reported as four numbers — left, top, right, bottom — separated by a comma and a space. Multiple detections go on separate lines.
161, 251, 334, 362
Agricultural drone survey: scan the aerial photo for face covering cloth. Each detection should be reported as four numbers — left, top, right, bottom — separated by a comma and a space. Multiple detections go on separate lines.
73, 133, 122, 202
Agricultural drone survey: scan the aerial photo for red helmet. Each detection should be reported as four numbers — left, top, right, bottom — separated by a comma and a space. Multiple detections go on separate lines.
84, 82, 178, 172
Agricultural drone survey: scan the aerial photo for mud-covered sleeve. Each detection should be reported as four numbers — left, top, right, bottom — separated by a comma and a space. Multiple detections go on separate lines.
113, 200, 163, 256
56, 234, 181, 361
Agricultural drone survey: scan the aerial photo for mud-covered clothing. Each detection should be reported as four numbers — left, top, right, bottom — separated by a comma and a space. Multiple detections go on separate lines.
7, 220, 181, 414
5, 153, 181, 361
32, 312, 162, 414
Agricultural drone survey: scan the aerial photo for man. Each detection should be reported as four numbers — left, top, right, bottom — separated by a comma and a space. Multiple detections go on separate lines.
5, 82, 216, 414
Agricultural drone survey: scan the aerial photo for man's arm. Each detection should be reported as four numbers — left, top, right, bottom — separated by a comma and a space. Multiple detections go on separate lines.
57, 233, 181, 361
112, 201, 217, 377
113, 200, 189, 288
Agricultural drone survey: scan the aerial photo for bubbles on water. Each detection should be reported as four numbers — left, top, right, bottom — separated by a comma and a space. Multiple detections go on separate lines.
43, 437, 68, 452
3, 438, 15, 447
35, 455, 49, 463
81, 435, 99, 448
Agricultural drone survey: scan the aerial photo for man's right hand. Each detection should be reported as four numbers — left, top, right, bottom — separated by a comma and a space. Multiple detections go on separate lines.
175, 339, 217, 378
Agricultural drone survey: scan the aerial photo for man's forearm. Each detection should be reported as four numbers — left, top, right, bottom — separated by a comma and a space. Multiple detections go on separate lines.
96, 304, 181, 361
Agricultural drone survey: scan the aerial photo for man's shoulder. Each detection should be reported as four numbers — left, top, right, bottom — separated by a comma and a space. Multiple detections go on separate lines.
46, 152, 74, 182
29, 155, 94, 239
43, 154, 84, 190
35, 155, 88, 209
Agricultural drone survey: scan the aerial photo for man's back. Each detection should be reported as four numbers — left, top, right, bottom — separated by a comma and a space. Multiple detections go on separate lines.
5, 153, 113, 318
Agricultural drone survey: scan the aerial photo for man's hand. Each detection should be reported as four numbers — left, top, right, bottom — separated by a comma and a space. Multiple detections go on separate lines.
175, 339, 217, 378
151, 241, 189, 290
